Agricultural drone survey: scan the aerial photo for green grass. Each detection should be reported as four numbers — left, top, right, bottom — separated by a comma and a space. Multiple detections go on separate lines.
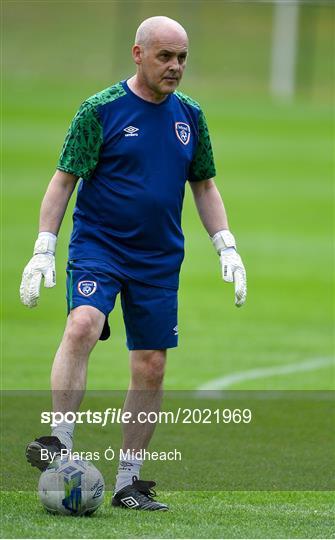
2, 2, 334, 538
1, 491, 334, 539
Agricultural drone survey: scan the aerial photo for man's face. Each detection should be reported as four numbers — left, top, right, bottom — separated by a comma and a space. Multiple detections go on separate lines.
136, 34, 188, 98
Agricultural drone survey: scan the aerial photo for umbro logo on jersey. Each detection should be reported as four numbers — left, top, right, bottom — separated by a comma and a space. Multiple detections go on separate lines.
124, 126, 139, 137
175, 122, 190, 145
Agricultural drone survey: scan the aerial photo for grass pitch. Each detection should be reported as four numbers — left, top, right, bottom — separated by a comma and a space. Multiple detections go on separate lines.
1, 491, 334, 539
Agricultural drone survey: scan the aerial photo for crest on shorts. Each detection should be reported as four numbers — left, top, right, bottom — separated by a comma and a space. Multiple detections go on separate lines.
175, 122, 191, 145
78, 281, 97, 297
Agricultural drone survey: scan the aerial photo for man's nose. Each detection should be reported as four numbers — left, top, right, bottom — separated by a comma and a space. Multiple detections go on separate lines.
168, 58, 179, 72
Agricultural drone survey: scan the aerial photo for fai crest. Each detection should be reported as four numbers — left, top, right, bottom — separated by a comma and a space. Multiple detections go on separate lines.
78, 281, 97, 297
175, 122, 191, 145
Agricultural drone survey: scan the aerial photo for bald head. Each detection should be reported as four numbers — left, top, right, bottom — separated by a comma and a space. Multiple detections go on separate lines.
135, 16, 188, 48
129, 16, 188, 102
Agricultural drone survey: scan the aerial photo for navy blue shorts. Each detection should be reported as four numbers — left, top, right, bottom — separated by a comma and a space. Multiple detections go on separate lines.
66, 260, 178, 350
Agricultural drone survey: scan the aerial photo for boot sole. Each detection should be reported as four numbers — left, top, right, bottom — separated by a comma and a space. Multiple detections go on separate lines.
26, 442, 52, 471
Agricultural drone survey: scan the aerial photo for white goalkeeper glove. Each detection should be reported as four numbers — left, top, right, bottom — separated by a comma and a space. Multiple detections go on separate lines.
211, 230, 247, 307
20, 232, 57, 308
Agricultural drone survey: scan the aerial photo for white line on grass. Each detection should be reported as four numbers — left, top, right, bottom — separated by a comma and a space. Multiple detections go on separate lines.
197, 357, 334, 391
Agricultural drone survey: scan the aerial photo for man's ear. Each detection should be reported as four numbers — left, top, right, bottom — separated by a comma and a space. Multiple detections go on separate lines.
132, 45, 142, 65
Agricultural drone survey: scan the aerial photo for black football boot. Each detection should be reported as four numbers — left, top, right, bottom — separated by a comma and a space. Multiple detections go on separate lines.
112, 477, 168, 511
26, 435, 66, 471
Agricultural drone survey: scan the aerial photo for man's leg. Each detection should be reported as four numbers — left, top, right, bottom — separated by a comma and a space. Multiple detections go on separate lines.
113, 278, 176, 510
122, 349, 166, 451
51, 305, 105, 411
51, 305, 106, 447
112, 349, 169, 510
26, 305, 105, 469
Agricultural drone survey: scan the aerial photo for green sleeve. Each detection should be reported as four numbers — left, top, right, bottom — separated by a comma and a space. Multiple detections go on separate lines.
57, 101, 103, 180
189, 110, 216, 182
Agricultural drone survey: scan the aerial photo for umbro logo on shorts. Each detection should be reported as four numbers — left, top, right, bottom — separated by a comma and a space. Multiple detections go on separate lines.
120, 496, 139, 508
78, 280, 97, 297
124, 126, 139, 137
175, 122, 190, 145
173, 325, 178, 335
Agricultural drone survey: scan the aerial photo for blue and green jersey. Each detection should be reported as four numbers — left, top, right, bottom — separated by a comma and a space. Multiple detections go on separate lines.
58, 80, 216, 288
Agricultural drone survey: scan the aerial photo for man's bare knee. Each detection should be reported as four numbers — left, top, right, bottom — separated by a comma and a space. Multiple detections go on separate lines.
131, 350, 166, 388
65, 307, 105, 348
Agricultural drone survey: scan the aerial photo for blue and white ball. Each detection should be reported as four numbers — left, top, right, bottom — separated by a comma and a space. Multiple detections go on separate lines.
38, 458, 104, 516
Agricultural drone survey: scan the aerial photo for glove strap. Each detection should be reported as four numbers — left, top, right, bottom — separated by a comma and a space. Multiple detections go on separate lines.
33, 232, 57, 255
211, 230, 236, 254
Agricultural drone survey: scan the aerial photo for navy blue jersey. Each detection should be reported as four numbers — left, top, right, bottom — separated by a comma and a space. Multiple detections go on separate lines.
58, 80, 216, 289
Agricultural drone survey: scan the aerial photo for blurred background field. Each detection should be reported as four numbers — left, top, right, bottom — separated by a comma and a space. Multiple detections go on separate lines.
3, 1, 334, 391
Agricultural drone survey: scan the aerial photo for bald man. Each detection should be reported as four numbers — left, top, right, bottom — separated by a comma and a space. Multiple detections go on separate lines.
21, 16, 246, 511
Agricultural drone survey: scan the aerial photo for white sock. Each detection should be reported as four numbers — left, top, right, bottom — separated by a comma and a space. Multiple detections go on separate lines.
115, 457, 143, 493
51, 420, 75, 451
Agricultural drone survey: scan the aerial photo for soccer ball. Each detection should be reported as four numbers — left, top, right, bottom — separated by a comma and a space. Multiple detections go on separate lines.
38, 457, 104, 516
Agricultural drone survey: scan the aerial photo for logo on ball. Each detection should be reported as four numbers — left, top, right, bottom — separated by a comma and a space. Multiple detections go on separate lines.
62, 465, 83, 513
175, 122, 191, 145
78, 281, 97, 297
